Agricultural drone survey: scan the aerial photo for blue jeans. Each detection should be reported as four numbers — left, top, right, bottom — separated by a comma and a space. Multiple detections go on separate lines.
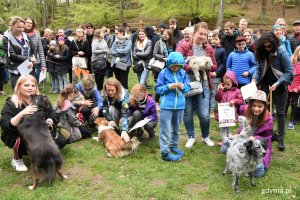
210, 77, 221, 111
159, 109, 184, 154
220, 141, 266, 178
48, 71, 59, 92
35, 63, 41, 82
183, 87, 210, 139
57, 73, 68, 91
140, 68, 149, 85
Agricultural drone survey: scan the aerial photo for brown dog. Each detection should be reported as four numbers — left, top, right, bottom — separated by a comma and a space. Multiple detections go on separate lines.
94, 117, 140, 157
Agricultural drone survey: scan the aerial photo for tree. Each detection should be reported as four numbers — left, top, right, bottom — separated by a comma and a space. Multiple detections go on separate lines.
260, 0, 267, 20
119, 0, 124, 22
241, 0, 247, 9
216, 0, 224, 29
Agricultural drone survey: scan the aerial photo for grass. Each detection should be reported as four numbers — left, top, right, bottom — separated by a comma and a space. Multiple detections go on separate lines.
0, 70, 300, 200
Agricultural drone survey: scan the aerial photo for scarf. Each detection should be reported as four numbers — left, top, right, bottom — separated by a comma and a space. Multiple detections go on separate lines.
115, 35, 127, 43
160, 39, 168, 58
136, 38, 148, 50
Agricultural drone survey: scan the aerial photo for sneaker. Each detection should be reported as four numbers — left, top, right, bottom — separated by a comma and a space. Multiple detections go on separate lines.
202, 137, 215, 147
11, 158, 28, 172
161, 153, 181, 162
185, 137, 196, 148
170, 147, 185, 156
287, 122, 294, 130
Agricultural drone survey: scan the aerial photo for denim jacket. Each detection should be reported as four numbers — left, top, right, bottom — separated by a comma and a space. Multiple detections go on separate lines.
110, 37, 132, 67
252, 46, 294, 86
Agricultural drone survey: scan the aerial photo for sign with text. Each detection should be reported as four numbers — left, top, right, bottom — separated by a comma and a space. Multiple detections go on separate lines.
218, 103, 236, 127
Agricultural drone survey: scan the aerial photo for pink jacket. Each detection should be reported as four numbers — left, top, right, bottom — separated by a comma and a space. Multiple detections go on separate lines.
288, 62, 300, 92
215, 71, 244, 121
176, 40, 217, 90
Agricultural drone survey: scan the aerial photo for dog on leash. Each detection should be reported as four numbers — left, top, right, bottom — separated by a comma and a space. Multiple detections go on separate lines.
222, 116, 266, 193
93, 117, 140, 158
17, 95, 66, 190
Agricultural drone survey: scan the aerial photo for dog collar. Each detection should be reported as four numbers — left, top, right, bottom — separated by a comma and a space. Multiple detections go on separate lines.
98, 125, 115, 133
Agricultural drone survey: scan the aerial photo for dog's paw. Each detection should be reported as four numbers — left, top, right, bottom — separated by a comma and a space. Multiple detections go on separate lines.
92, 137, 99, 141
250, 180, 256, 187
28, 185, 34, 190
222, 170, 227, 175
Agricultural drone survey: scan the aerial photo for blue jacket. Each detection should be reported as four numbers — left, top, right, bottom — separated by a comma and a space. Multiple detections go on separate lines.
156, 52, 190, 110
252, 46, 294, 86
214, 46, 227, 78
110, 36, 132, 67
226, 48, 256, 85
76, 83, 103, 109
281, 36, 292, 57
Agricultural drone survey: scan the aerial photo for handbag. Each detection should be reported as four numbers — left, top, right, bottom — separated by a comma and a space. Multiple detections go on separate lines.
91, 57, 107, 73
115, 58, 129, 71
148, 58, 165, 73
185, 81, 203, 97
72, 56, 87, 69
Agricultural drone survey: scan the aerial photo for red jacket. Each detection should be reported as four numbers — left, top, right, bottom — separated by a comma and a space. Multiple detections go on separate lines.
176, 40, 217, 90
288, 62, 300, 92
215, 71, 244, 121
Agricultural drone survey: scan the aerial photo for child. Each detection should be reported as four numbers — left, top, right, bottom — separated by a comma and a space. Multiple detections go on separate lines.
53, 36, 70, 92
55, 84, 92, 142
287, 46, 300, 130
46, 40, 59, 93
156, 52, 190, 162
129, 84, 158, 140
215, 71, 243, 145
75, 74, 102, 127
221, 90, 273, 178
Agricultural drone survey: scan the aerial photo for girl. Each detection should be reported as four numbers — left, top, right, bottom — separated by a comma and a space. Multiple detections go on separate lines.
287, 46, 300, 129
75, 74, 102, 127
129, 84, 158, 140
215, 71, 243, 145
221, 90, 273, 178
102, 77, 131, 142
46, 40, 59, 93
243, 28, 256, 53
132, 28, 152, 86
55, 84, 92, 142
156, 52, 190, 162
54, 37, 69, 92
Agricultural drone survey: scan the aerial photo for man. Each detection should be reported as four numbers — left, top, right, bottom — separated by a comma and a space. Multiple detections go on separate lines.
288, 20, 300, 53
84, 23, 94, 71
169, 17, 183, 45
221, 21, 239, 58
238, 18, 248, 35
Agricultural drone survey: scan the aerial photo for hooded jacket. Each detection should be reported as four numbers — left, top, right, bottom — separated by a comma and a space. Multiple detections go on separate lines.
288, 62, 300, 92
215, 71, 244, 121
129, 94, 158, 122
156, 52, 190, 110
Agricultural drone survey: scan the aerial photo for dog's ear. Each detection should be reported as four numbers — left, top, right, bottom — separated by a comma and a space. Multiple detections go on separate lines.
257, 138, 267, 150
243, 140, 253, 155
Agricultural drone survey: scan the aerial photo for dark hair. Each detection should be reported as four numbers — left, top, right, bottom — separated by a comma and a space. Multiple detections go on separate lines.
116, 26, 125, 35
255, 32, 279, 62
164, 29, 175, 50
85, 22, 94, 29
244, 100, 268, 127
24, 17, 36, 33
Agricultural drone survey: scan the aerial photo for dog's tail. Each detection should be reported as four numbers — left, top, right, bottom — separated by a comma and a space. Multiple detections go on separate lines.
45, 157, 57, 185
130, 137, 140, 154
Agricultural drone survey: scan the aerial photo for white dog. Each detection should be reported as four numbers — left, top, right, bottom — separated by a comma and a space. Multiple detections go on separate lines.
188, 56, 213, 81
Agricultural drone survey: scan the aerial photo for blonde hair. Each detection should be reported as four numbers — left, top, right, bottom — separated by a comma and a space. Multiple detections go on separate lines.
93, 28, 105, 41
56, 84, 77, 109
103, 77, 123, 101
76, 27, 86, 42
291, 46, 300, 64
130, 84, 147, 107
81, 74, 95, 89
9, 16, 25, 28
11, 75, 39, 108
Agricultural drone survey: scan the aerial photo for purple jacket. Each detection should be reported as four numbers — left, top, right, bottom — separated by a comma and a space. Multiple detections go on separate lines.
240, 105, 273, 169
215, 71, 243, 121
129, 94, 158, 122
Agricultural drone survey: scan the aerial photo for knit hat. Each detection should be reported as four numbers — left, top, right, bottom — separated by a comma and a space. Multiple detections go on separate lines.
49, 40, 57, 46
64, 28, 72, 36
250, 90, 269, 104
272, 24, 283, 32
293, 20, 300, 26
235, 36, 246, 43
58, 36, 65, 42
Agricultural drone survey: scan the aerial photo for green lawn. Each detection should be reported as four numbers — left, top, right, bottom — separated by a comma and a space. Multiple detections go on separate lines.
0, 70, 299, 200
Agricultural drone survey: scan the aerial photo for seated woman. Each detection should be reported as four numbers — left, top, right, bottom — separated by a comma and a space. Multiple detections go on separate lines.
75, 74, 102, 126
101, 77, 131, 142
221, 90, 273, 178
129, 83, 158, 140
0, 75, 67, 172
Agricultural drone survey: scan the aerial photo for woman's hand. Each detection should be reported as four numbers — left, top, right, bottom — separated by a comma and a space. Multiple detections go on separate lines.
84, 100, 93, 107
121, 131, 130, 142
269, 83, 278, 92
91, 107, 99, 118
20, 105, 38, 116
46, 118, 53, 127
242, 71, 250, 77
78, 51, 84, 56
27, 61, 34, 69
210, 72, 217, 78
108, 121, 116, 126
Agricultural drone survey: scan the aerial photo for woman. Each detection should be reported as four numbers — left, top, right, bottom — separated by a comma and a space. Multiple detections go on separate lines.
132, 28, 152, 86
176, 22, 217, 148
24, 17, 46, 82
152, 29, 175, 102
3, 16, 36, 90
0, 75, 61, 172
272, 24, 292, 57
275, 18, 288, 36
101, 77, 131, 142
110, 26, 132, 89
0, 33, 6, 96
71, 27, 91, 83
243, 28, 256, 53
91, 28, 109, 92
252, 32, 294, 151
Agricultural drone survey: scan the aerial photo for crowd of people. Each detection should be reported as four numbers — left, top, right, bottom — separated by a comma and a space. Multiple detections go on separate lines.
0, 16, 299, 178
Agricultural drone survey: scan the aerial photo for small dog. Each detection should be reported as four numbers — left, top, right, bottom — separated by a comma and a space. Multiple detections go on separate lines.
94, 117, 140, 158
223, 116, 266, 193
17, 95, 66, 190
188, 56, 213, 81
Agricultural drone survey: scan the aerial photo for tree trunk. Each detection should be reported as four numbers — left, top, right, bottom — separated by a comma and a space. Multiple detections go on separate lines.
241, 0, 247, 9
271, 0, 275, 10
299, 0, 300, 14
283, 0, 285, 17
66, 0, 70, 27
260, 0, 267, 20
42, 0, 47, 28
119, 0, 124, 23
215, 0, 224, 29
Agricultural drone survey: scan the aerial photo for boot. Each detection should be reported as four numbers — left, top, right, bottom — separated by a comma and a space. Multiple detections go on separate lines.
277, 133, 285, 151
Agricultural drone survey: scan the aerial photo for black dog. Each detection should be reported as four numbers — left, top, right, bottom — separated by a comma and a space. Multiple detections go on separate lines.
17, 95, 66, 190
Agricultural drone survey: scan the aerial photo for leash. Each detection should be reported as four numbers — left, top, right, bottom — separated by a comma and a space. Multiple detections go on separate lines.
269, 90, 273, 114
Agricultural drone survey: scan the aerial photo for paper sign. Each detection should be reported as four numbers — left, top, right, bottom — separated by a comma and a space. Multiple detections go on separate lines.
218, 103, 236, 127
241, 82, 257, 100
129, 118, 151, 133
17, 59, 32, 75
39, 68, 47, 83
